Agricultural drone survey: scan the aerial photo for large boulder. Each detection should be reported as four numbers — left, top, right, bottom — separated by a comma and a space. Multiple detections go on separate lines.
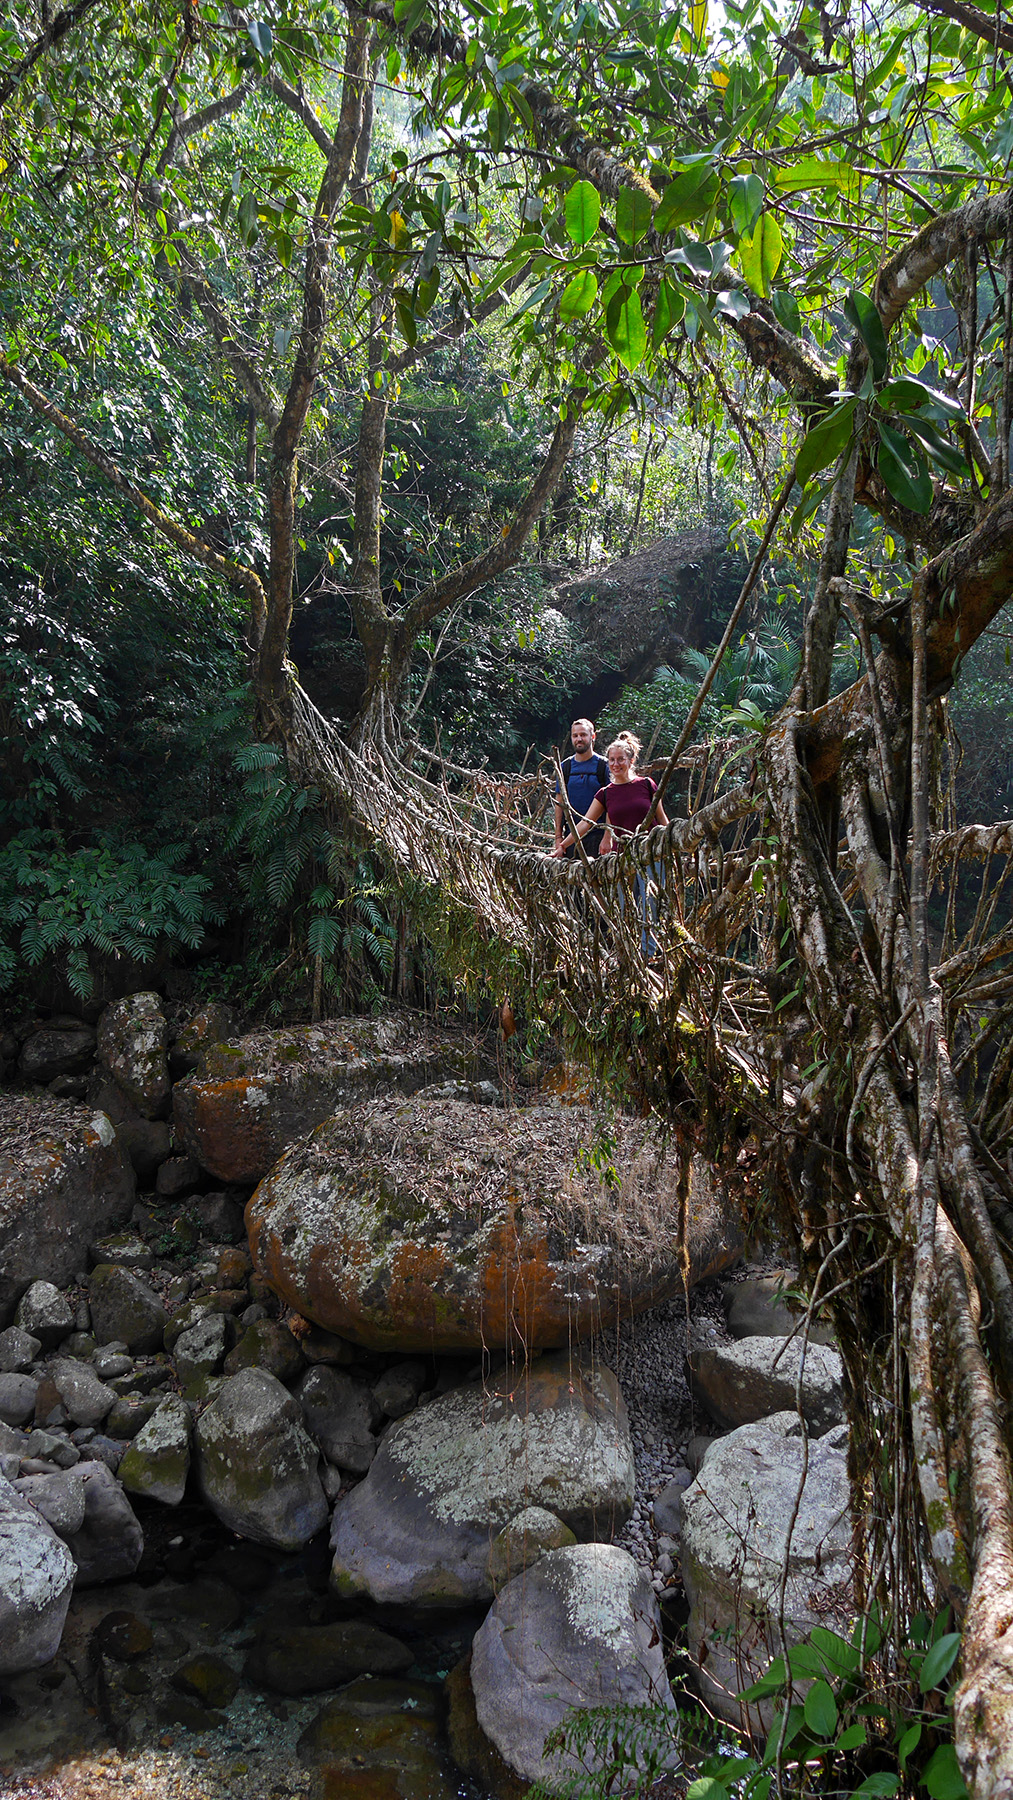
119, 1396, 192, 1506
88, 1265, 167, 1354
173, 1012, 491, 1184
19, 1022, 96, 1084
195, 1368, 328, 1551
248, 1095, 740, 1352
0, 1475, 76, 1673
0, 1096, 135, 1326
329, 1352, 634, 1607
62, 1460, 145, 1586
681, 1413, 852, 1728
467, 1543, 676, 1789
688, 1336, 845, 1435
96, 992, 170, 1119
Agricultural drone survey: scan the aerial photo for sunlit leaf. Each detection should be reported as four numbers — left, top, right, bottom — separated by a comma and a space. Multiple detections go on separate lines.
736, 212, 783, 298
564, 179, 601, 246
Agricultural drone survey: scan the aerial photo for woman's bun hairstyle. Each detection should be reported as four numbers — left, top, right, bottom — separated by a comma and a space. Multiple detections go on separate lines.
606, 731, 641, 767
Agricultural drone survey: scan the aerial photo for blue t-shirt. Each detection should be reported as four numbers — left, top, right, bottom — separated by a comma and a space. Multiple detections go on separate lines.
557, 754, 609, 820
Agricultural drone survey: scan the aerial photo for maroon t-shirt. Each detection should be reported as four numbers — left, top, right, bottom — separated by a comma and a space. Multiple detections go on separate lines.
596, 777, 657, 846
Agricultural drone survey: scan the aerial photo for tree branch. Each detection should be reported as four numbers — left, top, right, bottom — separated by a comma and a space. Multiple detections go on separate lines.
0, 0, 102, 111
0, 354, 267, 639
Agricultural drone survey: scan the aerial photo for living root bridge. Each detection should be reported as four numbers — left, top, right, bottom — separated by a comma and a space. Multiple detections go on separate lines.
286, 673, 1013, 1799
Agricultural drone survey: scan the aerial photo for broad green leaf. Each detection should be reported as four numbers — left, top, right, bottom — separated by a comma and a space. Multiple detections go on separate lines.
922, 1745, 967, 1800
844, 289, 889, 381
787, 1640, 829, 1678
665, 240, 713, 277
919, 1630, 962, 1691
715, 288, 750, 321
897, 1721, 922, 1767
796, 397, 857, 485
877, 423, 933, 513
558, 269, 598, 319
738, 1656, 787, 1702
606, 286, 647, 370
246, 19, 273, 56
790, 475, 832, 533
810, 1626, 861, 1674
876, 377, 962, 422
686, 1783, 730, 1800
652, 274, 686, 346
736, 212, 783, 299
616, 184, 654, 246
850, 1777, 899, 1799
415, 267, 439, 315
803, 1679, 838, 1740
564, 180, 601, 246
774, 157, 848, 194
771, 288, 801, 335
394, 297, 417, 346
728, 172, 764, 238
655, 164, 720, 232
836, 1723, 867, 1752
905, 415, 969, 477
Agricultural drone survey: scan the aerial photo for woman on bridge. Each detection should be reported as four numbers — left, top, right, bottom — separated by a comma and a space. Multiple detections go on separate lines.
552, 732, 668, 955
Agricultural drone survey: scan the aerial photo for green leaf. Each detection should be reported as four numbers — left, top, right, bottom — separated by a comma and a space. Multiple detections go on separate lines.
652, 273, 686, 347
686, 1782, 731, 1800
836, 1722, 867, 1752
394, 297, 417, 346
771, 288, 801, 335
877, 422, 933, 513
876, 377, 962, 422
738, 1656, 787, 1702
774, 157, 848, 194
810, 1627, 861, 1674
787, 1640, 830, 1679
606, 286, 647, 370
796, 397, 857, 485
655, 164, 720, 232
558, 268, 598, 319
803, 1679, 838, 1739
850, 1777, 899, 1799
897, 1721, 922, 1767
904, 415, 969, 477
919, 1631, 962, 1691
728, 172, 764, 237
844, 289, 889, 381
564, 180, 601, 246
736, 212, 783, 299
922, 1745, 967, 1800
615, 184, 654, 246
246, 19, 273, 56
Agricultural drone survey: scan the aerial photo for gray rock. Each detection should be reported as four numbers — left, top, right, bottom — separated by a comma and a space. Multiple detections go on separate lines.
48, 1075, 89, 1101
196, 1368, 328, 1551
24, 1429, 79, 1467
19, 1024, 95, 1083
88, 1233, 154, 1272
195, 1191, 246, 1244
156, 1155, 202, 1198
49, 1358, 117, 1428
298, 1367, 380, 1474
96, 992, 170, 1119
652, 1470, 693, 1537
88, 1265, 167, 1355
681, 1413, 851, 1728
0, 1475, 76, 1673
222, 1318, 303, 1383
93, 1346, 134, 1380
62, 1460, 144, 1585
170, 1004, 240, 1077
0, 1374, 40, 1427
0, 1327, 41, 1372
119, 1396, 192, 1506
0, 1421, 27, 1457
685, 1434, 718, 1475
15, 1282, 74, 1350
487, 1505, 576, 1591
688, 1336, 844, 1435
13, 1470, 88, 1537
0, 1110, 134, 1329
469, 1544, 676, 1787
329, 1353, 634, 1608
78, 1435, 124, 1473
116, 1118, 172, 1181
106, 1394, 162, 1438
244, 1620, 414, 1695
174, 1313, 228, 1391
373, 1359, 428, 1420
724, 1273, 836, 1345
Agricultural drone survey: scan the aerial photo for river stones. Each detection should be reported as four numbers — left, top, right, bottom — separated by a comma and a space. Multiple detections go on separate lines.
96, 992, 171, 1119
0, 1475, 76, 1673
467, 1543, 676, 1789
0, 1097, 135, 1327
681, 1412, 852, 1728
195, 1367, 328, 1551
687, 1336, 845, 1435
248, 1094, 739, 1353
297, 1365, 381, 1474
88, 1265, 167, 1355
119, 1396, 192, 1506
63, 1460, 145, 1586
244, 1620, 414, 1694
297, 1676, 458, 1799
328, 1352, 634, 1607
173, 1012, 488, 1183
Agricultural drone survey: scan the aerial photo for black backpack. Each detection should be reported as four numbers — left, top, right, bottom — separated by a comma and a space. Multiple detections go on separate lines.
561, 754, 609, 790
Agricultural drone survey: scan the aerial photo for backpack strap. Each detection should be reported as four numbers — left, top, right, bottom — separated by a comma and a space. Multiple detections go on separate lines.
596, 756, 609, 786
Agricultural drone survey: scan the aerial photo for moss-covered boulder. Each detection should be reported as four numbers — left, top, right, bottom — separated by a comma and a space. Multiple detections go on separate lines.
247, 1095, 740, 1353
0, 1096, 135, 1326
467, 1544, 676, 1790
328, 1351, 634, 1608
195, 1367, 328, 1550
96, 992, 171, 1119
173, 1012, 490, 1184
119, 1396, 192, 1506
